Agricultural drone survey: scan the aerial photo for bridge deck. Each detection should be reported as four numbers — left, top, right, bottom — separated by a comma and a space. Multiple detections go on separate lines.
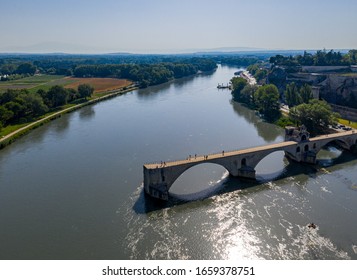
144, 130, 356, 170
309, 130, 355, 141
144, 141, 297, 169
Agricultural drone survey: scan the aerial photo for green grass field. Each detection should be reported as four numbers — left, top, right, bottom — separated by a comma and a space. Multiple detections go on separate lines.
339, 73, 357, 77
338, 118, 357, 129
0, 75, 67, 93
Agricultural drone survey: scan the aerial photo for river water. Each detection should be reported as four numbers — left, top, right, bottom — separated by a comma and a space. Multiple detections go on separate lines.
1, 65, 357, 260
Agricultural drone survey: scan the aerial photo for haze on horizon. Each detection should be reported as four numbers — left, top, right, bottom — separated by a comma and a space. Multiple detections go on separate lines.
1, 0, 356, 54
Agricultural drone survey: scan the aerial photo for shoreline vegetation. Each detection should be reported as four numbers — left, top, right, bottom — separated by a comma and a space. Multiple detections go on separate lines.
0, 84, 138, 149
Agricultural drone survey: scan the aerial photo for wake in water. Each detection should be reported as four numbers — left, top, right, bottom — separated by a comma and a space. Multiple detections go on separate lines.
121, 185, 191, 259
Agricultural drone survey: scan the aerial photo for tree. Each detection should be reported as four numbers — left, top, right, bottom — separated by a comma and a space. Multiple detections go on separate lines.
299, 84, 313, 104
254, 84, 281, 121
46, 85, 69, 107
348, 50, 357, 64
4, 100, 26, 120
285, 82, 301, 107
78, 84, 94, 100
0, 105, 14, 125
21, 93, 48, 116
16, 63, 36, 75
254, 68, 268, 82
0, 64, 17, 75
239, 84, 258, 105
230, 77, 247, 100
289, 99, 339, 135
66, 88, 79, 102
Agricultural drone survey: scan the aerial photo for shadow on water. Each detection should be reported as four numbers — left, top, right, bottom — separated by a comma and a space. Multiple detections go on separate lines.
132, 162, 312, 214
133, 151, 357, 214
79, 106, 95, 121
51, 113, 71, 134
317, 149, 357, 167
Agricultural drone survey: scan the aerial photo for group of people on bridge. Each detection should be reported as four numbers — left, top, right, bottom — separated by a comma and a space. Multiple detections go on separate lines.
185, 151, 225, 161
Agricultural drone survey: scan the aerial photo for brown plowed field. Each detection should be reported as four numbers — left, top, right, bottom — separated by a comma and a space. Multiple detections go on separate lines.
64, 77, 131, 92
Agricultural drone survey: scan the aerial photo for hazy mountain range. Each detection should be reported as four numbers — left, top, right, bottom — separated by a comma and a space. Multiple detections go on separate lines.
0, 41, 349, 56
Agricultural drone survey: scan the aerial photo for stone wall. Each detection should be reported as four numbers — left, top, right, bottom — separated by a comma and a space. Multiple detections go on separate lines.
301, 66, 350, 73
318, 74, 357, 105
331, 104, 357, 122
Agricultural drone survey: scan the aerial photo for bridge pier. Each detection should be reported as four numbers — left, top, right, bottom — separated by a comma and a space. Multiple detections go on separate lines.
145, 183, 169, 200
143, 167, 169, 200
301, 151, 317, 164
237, 166, 256, 180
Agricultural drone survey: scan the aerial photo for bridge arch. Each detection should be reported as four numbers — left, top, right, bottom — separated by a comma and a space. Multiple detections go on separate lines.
314, 138, 351, 154
246, 147, 294, 170
159, 160, 237, 194
254, 150, 288, 180
169, 162, 228, 195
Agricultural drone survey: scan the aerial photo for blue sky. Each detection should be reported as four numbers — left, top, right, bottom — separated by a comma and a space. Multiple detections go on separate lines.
1, 0, 356, 53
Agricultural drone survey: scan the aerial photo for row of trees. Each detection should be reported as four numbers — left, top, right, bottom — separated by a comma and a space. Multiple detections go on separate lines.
0, 62, 37, 77
0, 84, 93, 129
0, 56, 217, 85
73, 60, 217, 87
270, 49, 357, 67
284, 82, 313, 107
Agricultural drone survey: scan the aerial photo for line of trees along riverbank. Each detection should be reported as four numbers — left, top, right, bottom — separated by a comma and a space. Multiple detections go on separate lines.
72, 59, 217, 87
1, 56, 217, 86
0, 84, 93, 131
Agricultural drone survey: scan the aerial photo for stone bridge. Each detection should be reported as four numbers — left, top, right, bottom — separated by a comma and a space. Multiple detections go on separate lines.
143, 128, 357, 200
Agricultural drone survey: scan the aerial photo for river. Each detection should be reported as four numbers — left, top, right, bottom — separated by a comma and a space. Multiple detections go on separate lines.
0, 65, 357, 260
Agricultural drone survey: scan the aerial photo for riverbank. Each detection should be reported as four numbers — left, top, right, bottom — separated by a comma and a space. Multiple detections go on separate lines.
0, 67, 219, 150
0, 84, 138, 149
